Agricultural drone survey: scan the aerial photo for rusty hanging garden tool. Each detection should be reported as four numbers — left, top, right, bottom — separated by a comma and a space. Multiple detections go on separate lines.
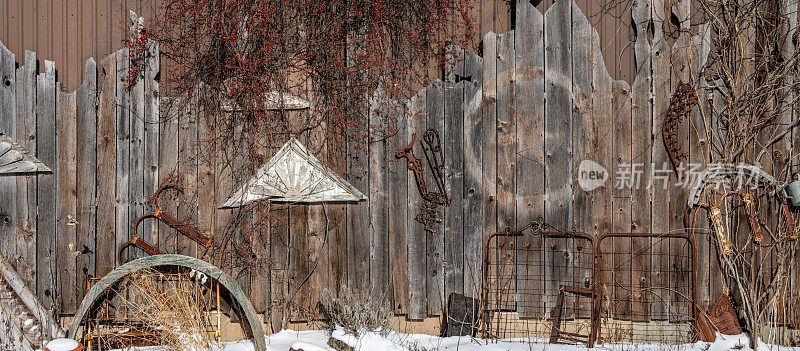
118, 184, 213, 265
395, 128, 450, 234
662, 83, 698, 177
395, 128, 451, 206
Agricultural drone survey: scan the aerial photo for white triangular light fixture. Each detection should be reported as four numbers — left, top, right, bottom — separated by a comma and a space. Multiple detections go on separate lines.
0, 136, 51, 175
222, 138, 366, 208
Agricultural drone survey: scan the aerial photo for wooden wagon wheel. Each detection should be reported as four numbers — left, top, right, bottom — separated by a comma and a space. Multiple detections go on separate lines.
67, 255, 266, 351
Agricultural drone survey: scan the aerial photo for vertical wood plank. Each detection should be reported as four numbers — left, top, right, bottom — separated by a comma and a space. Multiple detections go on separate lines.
269, 199, 289, 331
544, 0, 573, 314
36, 60, 57, 308
630, 0, 652, 322
571, 2, 592, 234
196, 86, 217, 286
480, 31, 498, 308
496, 31, 516, 237
129, 47, 146, 260
176, 94, 198, 258
96, 54, 117, 277
590, 33, 613, 233
388, 98, 409, 313
16, 51, 37, 289
669, 0, 691, 323
158, 96, 179, 253
407, 88, 427, 319
495, 30, 516, 312
115, 48, 131, 266
571, 3, 593, 319
325, 101, 347, 304
287, 110, 309, 320
248, 117, 271, 315
690, 25, 712, 311
462, 49, 484, 300
444, 46, 465, 300
425, 80, 445, 316
650, 0, 671, 321
306, 88, 327, 316
514, 0, 544, 317
368, 83, 390, 303
0, 42, 17, 259
75, 58, 97, 307
143, 41, 160, 247
591, 27, 614, 329
611, 80, 632, 320
56, 89, 77, 314
346, 121, 370, 298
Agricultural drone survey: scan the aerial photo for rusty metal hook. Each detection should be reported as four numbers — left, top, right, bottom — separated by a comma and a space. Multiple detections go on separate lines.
118, 183, 213, 265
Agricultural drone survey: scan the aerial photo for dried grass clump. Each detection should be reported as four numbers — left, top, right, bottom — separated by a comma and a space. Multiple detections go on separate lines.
320, 288, 393, 336
122, 268, 214, 351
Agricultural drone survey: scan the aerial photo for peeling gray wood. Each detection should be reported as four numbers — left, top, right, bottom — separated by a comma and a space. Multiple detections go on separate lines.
514, 0, 544, 317
611, 80, 633, 319
495, 30, 516, 312
75, 59, 97, 309
55, 89, 77, 314
368, 82, 389, 301
590, 26, 614, 324
443, 45, 465, 299
570, 2, 593, 319
630, 0, 653, 322
129, 45, 147, 261
35, 60, 57, 313
15, 51, 37, 291
388, 98, 409, 314
177, 95, 199, 258
0, 42, 16, 262
650, 0, 671, 321
668, 0, 691, 323
96, 55, 117, 278
407, 88, 427, 319
480, 31, 498, 307
688, 23, 712, 318
461, 48, 483, 300
143, 41, 160, 249
425, 80, 445, 316
544, 0, 573, 316
115, 48, 132, 268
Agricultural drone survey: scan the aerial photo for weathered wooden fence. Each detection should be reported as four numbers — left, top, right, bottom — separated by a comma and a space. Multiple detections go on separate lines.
0, 0, 796, 334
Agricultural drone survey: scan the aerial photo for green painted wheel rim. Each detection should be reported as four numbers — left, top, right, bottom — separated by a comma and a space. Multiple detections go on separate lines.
67, 254, 266, 351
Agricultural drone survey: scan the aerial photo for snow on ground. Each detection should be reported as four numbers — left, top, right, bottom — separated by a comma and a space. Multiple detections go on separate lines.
108, 328, 800, 351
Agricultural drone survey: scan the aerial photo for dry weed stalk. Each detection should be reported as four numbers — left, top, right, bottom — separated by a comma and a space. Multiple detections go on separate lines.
121, 268, 215, 351
692, 0, 800, 347
319, 288, 393, 336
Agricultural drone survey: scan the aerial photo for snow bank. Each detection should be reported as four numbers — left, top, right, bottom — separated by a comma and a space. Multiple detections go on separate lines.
106, 329, 799, 351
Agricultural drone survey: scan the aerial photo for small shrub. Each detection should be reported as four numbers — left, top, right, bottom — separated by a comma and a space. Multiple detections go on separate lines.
319, 288, 393, 336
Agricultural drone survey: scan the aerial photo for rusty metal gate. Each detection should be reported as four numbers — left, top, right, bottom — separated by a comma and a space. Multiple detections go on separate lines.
595, 233, 696, 345
480, 231, 697, 346
480, 231, 596, 344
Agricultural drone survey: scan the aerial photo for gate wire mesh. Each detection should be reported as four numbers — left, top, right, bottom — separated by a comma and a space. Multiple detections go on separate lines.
479, 231, 698, 347
480, 232, 595, 343
596, 233, 697, 346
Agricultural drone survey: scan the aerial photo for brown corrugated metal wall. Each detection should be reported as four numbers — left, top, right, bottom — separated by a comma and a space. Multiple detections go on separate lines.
0, 0, 635, 91
0, 0, 155, 91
